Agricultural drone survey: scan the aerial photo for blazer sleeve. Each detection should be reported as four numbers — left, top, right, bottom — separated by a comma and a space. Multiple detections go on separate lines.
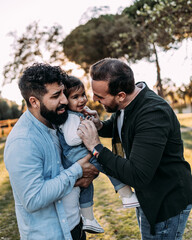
97, 108, 171, 189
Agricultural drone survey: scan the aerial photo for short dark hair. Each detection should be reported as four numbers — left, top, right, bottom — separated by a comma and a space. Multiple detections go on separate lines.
65, 76, 84, 97
90, 58, 135, 95
18, 63, 68, 107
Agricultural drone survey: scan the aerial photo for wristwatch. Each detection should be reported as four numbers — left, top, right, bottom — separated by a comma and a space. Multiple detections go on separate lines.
92, 144, 104, 158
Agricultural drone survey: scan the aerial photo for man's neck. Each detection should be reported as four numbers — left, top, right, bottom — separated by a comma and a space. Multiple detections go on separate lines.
28, 108, 53, 129
120, 86, 142, 110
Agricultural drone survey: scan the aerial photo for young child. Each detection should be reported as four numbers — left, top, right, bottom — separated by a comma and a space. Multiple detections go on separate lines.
58, 76, 139, 234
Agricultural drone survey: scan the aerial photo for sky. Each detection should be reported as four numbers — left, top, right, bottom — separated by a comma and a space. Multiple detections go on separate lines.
0, 0, 191, 105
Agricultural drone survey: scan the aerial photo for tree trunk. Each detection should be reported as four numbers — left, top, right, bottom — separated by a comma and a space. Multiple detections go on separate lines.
153, 43, 164, 98
191, 99, 192, 113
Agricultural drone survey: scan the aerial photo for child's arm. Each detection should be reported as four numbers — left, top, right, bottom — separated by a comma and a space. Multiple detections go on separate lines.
60, 113, 82, 146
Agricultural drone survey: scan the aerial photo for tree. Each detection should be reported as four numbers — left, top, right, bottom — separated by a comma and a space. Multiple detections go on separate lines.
3, 22, 66, 85
64, 13, 152, 72
64, 14, 119, 72
185, 77, 192, 112
0, 100, 11, 120
79, 6, 111, 25
3, 1, 191, 100
2, 20, 100, 110
177, 84, 188, 106
64, 10, 164, 94
162, 78, 177, 106
122, 0, 192, 96
64, 0, 192, 97
0, 99, 22, 120
11, 103, 23, 118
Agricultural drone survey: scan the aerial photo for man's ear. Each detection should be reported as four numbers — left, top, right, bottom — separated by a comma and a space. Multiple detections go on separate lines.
29, 96, 40, 109
116, 91, 126, 103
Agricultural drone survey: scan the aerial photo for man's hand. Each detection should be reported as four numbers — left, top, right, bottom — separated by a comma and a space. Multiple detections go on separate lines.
75, 175, 97, 188
77, 153, 99, 177
77, 119, 101, 152
82, 106, 103, 130
77, 154, 99, 188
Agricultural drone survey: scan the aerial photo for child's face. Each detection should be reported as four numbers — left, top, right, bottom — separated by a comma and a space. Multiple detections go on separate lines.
68, 86, 88, 112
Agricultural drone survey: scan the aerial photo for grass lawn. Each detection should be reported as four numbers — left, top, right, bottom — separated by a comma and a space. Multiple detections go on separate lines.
0, 138, 20, 239
0, 113, 192, 239
177, 113, 192, 128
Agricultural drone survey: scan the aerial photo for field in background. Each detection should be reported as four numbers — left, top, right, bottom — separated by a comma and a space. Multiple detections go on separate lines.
0, 113, 192, 239
177, 113, 192, 167
177, 113, 192, 128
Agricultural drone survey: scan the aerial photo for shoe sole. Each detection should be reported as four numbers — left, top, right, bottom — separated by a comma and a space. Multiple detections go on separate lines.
123, 203, 140, 208
83, 226, 104, 234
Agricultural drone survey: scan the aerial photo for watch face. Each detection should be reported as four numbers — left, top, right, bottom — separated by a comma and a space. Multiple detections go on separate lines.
95, 144, 103, 153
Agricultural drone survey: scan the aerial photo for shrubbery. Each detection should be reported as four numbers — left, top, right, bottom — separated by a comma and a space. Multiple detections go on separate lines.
0, 99, 22, 120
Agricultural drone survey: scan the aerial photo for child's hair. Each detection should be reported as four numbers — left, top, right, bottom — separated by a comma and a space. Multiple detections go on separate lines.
65, 76, 84, 97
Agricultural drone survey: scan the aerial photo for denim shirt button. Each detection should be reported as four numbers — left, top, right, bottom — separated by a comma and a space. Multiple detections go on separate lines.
58, 200, 61, 203
62, 219, 65, 223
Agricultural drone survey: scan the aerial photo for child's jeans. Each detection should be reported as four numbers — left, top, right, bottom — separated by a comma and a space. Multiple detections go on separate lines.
57, 129, 126, 208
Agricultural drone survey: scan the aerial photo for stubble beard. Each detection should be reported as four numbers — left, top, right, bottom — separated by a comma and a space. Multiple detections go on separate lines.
104, 104, 119, 113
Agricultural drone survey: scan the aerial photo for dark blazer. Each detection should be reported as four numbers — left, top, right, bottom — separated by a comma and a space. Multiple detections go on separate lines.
97, 82, 192, 233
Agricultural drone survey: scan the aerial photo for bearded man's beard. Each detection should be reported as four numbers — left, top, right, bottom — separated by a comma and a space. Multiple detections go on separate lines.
40, 103, 68, 125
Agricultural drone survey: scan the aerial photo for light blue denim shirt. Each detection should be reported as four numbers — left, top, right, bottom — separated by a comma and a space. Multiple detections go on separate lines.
4, 109, 83, 240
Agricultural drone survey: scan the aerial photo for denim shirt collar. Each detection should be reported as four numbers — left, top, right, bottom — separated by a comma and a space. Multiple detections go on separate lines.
26, 109, 51, 133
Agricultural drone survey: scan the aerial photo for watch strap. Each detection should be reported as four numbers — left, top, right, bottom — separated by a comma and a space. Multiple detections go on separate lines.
94, 144, 104, 152
92, 144, 103, 157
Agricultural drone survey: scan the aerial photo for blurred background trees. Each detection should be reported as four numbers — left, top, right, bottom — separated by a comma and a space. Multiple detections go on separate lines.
1, 0, 192, 117
3, 22, 66, 85
64, 0, 192, 98
0, 99, 22, 120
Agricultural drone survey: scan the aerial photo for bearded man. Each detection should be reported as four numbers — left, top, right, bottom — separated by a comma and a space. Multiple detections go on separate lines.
4, 63, 98, 240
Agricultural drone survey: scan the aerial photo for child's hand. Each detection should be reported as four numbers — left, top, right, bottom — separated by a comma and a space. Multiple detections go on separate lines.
82, 106, 97, 116
82, 106, 103, 130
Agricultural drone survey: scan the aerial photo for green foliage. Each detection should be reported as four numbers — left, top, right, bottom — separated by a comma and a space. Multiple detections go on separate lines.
79, 6, 111, 25
3, 22, 66, 85
123, 0, 158, 18
65, 0, 192, 66
64, 13, 153, 72
162, 78, 177, 102
175, 78, 192, 112
0, 179, 20, 240
0, 139, 20, 239
64, 0, 192, 97
185, 78, 192, 99
0, 99, 22, 120
121, 0, 191, 96
64, 14, 117, 72
185, 78, 192, 111
182, 131, 192, 150
2, 1, 192, 99
124, 0, 192, 46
